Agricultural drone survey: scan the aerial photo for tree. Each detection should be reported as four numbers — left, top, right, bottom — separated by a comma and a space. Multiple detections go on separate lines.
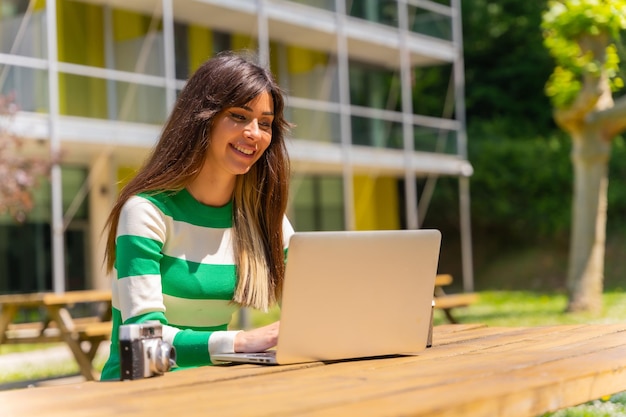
0, 94, 52, 223
542, 0, 626, 312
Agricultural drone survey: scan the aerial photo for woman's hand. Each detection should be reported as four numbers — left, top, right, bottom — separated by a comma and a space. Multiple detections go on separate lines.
234, 321, 280, 353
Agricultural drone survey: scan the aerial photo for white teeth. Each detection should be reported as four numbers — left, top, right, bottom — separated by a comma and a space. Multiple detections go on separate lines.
234, 144, 254, 155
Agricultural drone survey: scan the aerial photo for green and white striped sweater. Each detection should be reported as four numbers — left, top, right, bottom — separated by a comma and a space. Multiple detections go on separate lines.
100, 189, 294, 380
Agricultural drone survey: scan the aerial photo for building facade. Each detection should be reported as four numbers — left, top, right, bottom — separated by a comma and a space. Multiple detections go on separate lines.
0, 0, 473, 293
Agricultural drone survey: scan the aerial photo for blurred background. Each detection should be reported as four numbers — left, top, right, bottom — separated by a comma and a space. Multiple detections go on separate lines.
0, 0, 624, 299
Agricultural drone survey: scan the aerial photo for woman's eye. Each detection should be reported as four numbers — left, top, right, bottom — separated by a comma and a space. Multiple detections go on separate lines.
260, 121, 272, 130
229, 112, 246, 121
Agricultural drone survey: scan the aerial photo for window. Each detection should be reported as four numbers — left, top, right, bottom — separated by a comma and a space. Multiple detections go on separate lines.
290, 175, 344, 231
0, 166, 90, 293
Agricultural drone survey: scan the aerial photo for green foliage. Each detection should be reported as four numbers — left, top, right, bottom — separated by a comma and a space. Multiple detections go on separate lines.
607, 136, 626, 229
542, 0, 626, 108
424, 126, 626, 251
461, 0, 556, 135
543, 0, 626, 39
424, 130, 573, 246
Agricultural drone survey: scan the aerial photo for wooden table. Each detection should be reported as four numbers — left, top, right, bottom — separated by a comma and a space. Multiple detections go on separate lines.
434, 274, 478, 323
0, 290, 112, 381
2, 322, 626, 417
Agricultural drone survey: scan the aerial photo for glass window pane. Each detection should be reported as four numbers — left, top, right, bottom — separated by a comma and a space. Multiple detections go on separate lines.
286, 0, 335, 11
57, 0, 105, 67
0, 65, 48, 112
174, 21, 191, 79
0, 223, 51, 292
113, 80, 167, 124
408, 6, 452, 41
351, 116, 403, 149
272, 44, 339, 103
0, 166, 89, 293
289, 174, 344, 232
58, 72, 166, 123
318, 176, 344, 231
347, 0, 398, 28
287, 107, 341, 144
111, 4, 165, 76
0, 0, 47, 59
413, 125, 457, 154
59, 73, 107, 118
221, 32, 257, 55
174, 27, 248, 79
290, 176, 316, 231
349, 61, 401, 111
412, 63, 452, 117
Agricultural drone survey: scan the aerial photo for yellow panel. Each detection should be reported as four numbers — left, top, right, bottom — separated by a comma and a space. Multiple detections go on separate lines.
112, 9, 149, 42
117, 166, 138, 193
374, 176, 400, 230
33, 0, 46, 11
353, 175, 400, 231
57, 1, 106, 118
187, 25, 213, 74
286, 46, 326, 75
231, 33, 256, 51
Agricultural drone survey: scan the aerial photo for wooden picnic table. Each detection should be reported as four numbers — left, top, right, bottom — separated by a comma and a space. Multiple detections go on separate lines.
0, 290, 112, 381
434, 274, 478, 323
2, 322, 625, 417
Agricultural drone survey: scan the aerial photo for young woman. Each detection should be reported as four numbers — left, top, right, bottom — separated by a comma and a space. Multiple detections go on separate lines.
100, 51, 293, 380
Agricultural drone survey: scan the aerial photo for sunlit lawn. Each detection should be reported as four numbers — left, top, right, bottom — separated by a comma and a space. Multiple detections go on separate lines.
240, 290, 626, 328
440, 290, 626, 327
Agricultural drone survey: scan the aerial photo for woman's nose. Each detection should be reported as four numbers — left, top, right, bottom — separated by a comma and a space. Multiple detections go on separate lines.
244, 119, 260, 139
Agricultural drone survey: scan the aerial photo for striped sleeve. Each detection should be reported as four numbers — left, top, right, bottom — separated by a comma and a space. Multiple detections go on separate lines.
115, 196, 168, 321
112, 195, 238, 368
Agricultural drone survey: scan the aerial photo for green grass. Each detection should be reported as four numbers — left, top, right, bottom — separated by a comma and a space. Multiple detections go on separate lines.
2, 290, 625, 416
434, 290, 626, 327
239, 290, 626, 328
0, 343, 62, 355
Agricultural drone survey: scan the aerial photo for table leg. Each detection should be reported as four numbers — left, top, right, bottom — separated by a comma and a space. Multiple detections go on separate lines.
46, 306, 98, 381
0, 304, 18, 345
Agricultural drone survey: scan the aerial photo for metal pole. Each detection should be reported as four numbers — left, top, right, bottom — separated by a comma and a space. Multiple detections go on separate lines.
46, 0, 65, 293
256, 0, 270, 67
335, 0, 355, 231
397, 0, 419, 230
162, 0, 177, 113
451, 0, 474, 291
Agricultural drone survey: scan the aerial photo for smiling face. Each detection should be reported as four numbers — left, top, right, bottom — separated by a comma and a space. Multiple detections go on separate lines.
204, 91, 275, 178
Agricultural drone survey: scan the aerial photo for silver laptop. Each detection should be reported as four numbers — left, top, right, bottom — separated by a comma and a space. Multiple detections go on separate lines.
213, 229, 441, 365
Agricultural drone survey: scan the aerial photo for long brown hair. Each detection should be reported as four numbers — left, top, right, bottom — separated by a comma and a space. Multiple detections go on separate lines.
104, 51, 290, 310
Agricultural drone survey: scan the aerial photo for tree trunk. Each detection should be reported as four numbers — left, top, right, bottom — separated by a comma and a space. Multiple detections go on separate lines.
566, 129, 610, 313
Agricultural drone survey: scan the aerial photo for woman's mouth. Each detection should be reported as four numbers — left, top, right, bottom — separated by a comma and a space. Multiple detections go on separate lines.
232, 144, 255, 156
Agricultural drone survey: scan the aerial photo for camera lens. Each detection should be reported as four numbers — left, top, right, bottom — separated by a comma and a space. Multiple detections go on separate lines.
149, 341, 176, 374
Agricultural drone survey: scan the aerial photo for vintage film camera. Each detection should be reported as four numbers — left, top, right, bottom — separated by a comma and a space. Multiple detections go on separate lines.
119, 321, 177, 380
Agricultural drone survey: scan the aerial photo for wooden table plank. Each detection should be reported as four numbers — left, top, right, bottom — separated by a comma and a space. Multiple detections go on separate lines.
101, 326, 624, 417
42, 290, 111, 306
2, 324, 625, 417
435, 274, 453, 287
295, 335, 626, 417
0, 361, 323, 413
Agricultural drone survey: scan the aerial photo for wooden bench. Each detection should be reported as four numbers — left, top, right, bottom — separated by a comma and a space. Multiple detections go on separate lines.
0, 290, 113, 380
434, 274, 478, 324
